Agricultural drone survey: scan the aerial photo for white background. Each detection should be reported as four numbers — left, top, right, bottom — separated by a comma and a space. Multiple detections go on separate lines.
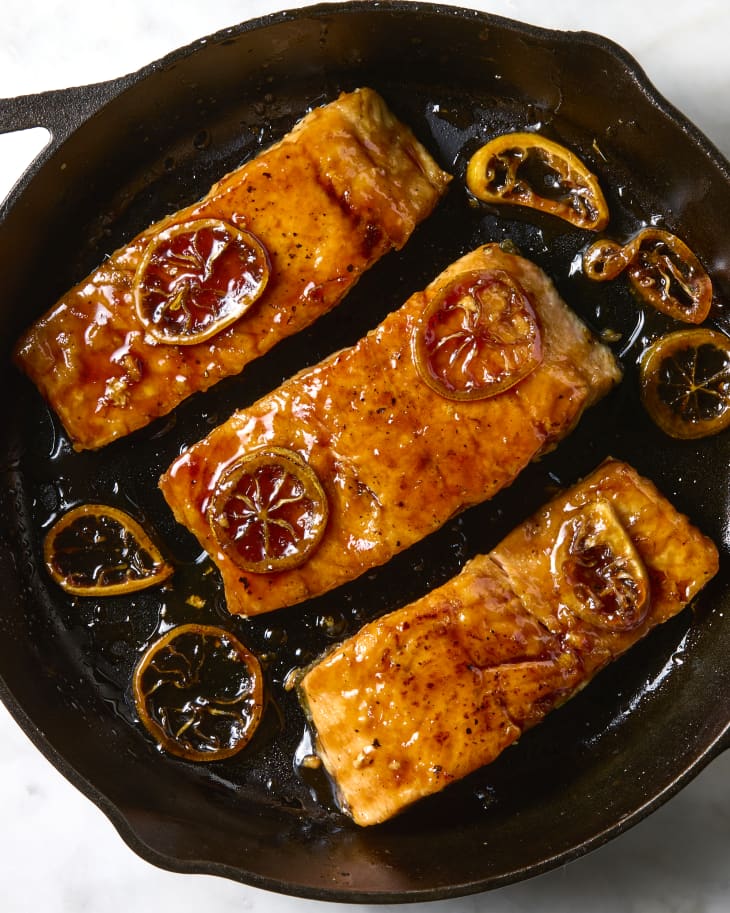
1, 2, 728, 912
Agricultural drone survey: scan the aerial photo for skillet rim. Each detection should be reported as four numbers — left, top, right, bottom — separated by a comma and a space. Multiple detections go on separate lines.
0, 1, 728, 903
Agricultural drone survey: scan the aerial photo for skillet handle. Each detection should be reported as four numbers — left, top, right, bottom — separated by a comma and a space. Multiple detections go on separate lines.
0, 78, 130, 144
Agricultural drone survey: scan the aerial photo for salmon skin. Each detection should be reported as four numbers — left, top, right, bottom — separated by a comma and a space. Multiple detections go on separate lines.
298, 459, 719, 826
14, 88, 450, 450
160, 244, 621, 616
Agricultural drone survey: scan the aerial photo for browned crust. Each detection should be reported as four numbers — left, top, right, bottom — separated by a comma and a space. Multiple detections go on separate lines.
299, 458, 718, 826
160, 244, 621, 616
14, 88, 450, 450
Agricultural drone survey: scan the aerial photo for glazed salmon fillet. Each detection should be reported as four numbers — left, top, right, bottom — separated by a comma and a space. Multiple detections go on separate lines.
14, 88, 450, 450
160, 244, 621, 616
298, 459, 719, 826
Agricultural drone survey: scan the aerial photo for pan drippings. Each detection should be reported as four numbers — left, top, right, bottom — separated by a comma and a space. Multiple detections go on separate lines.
7, 72, 726, 834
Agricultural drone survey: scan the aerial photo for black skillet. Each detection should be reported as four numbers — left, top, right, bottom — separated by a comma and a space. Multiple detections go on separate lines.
0, 2, 728, 903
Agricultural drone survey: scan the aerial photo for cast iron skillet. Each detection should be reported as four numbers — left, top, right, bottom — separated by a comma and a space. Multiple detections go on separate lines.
0, 2, 728, 902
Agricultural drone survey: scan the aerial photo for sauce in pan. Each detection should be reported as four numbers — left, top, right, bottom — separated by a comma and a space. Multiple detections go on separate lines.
4, 73, 727, 833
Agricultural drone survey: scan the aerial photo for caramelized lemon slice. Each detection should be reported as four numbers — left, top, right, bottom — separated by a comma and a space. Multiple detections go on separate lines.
207, 447, 329, 573
466, 132, 609, 230
640, 328, 730, 439
551, 500, 650, 632
133, 623, 263, 762
412, 268, 543, 401
134, 218, 270, 344
44, 504, 173, 596
583, 228, 712, 324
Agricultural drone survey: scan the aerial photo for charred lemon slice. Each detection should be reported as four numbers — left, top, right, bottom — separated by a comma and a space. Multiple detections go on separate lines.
208, 447, 328, 573
133, 623, 263, 762
639, 328, 730, 439
44, 504, 173, 596
583, 228, 712, 324
412, 268, 542, 401
134, 218, 270, 344
552, 500, 650, 632
466, 132, 609, 230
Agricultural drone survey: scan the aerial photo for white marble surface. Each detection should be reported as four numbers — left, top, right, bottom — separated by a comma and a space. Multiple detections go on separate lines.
1, 1, 729, 911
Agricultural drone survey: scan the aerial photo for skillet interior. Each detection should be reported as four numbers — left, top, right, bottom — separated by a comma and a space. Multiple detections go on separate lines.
0, 2, 728, 901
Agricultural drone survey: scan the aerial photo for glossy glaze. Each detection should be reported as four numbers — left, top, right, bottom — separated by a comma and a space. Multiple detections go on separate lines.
13, 87, 450, 450
132, 623, 264, 761
582, 228, 712, 324
2, 3, 729, 899
299, 459, 718, 826
465, 132, 610, 231
161, 244, 621, 616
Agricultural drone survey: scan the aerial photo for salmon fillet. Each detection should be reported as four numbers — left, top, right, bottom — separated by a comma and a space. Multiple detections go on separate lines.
160, 244, 621, 616
13, 88, 450, 450
298, 459, 719, 826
